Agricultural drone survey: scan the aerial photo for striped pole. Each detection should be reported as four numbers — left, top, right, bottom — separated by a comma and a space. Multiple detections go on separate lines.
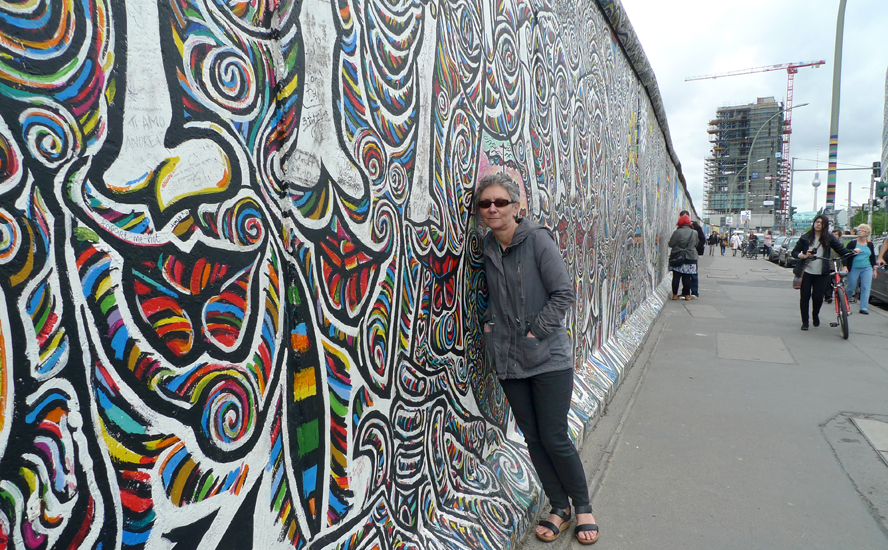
826, 0, 847, 211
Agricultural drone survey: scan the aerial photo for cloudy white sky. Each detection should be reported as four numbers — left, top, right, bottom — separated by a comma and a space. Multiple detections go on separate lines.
620, 0, 887, 219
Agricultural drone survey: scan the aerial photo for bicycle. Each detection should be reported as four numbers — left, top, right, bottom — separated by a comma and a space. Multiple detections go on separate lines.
745, 241, 758, 259
811, 256, 851, 339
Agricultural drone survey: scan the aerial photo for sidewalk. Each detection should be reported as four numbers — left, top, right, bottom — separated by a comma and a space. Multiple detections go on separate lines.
519, 252, 888, 549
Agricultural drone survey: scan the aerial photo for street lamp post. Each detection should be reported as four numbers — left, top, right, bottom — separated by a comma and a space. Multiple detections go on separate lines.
729, 159, 765, 227
745, 103, 810, 231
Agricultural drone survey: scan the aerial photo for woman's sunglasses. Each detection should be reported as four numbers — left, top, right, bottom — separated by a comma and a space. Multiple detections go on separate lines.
477, 198, 516, 209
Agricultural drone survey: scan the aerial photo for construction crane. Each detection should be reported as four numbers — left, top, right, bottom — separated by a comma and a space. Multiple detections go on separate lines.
687, 60, 826, 229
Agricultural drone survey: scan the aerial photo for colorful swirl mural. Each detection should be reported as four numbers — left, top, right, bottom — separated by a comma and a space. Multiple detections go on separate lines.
0, 0, 690, 548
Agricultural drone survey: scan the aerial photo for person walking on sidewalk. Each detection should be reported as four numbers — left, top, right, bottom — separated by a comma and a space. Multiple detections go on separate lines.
844, 224, 876, 315
720, 234, 728, 255
668, 214, 699, 301
708, 232, 718, 256
731, 232, 742, 256
878, 237, 888, 267
791, 214, 846, 330
475, 173, 599, 545
763, 230, 773, 258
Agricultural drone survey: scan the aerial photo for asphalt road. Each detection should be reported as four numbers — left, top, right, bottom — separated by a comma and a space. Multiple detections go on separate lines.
519, 252, 888, 550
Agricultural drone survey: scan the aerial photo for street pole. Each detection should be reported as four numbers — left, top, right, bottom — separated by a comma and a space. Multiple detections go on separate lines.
848, 181, 852, 228
826, 0, 848, 211
868, 173, 875, 226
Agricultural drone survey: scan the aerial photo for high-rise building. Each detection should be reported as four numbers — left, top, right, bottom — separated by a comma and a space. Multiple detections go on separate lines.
703, 97, 785, 230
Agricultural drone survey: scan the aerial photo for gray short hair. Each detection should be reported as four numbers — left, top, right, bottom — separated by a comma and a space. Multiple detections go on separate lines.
857, 223, 872, 234
475, 173, 521, 210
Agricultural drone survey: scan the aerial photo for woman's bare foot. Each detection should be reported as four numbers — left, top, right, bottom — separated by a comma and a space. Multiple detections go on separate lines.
535, 508, 570, 540
575, 511, 598, 543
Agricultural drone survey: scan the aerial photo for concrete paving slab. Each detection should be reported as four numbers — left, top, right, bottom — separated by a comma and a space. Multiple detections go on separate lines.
684, 304, 724, 319
852, 418, 888, 451
852, 418, 888, 469
822, 413, 888, 542
706, 273, 738, 279
716, 333, 795, 364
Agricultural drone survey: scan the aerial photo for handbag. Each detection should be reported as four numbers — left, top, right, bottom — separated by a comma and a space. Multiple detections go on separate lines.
792, 258, 809, 278
792, 257, 811, 289
668, 249, 686, 268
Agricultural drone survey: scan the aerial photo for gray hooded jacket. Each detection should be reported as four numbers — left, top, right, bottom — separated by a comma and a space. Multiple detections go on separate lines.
482, 219, 575, 379
668, 226, 699, 261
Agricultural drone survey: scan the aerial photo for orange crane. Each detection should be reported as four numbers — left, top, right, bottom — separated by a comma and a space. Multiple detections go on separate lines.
687, 60, 826, 228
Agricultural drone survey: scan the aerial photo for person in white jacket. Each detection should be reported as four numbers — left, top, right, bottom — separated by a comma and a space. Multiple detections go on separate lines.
731, 233, 742, 256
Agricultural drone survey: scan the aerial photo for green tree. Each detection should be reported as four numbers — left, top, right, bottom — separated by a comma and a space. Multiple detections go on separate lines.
850, 209, 888, 235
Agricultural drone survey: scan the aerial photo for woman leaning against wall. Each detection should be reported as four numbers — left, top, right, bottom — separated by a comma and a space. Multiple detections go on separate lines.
475, 173, 599, 545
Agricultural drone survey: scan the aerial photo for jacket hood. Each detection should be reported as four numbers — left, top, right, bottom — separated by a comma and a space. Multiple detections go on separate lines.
510, 218, 551, 247
485, 218, 552, 253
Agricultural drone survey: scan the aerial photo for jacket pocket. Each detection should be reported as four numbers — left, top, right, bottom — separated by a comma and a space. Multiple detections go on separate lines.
520, 335, 551, 369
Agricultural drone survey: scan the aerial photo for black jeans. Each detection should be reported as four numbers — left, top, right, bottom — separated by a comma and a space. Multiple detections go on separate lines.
671, 270, 691, 296
499, 369, 590, 510
799, 271, 830, 324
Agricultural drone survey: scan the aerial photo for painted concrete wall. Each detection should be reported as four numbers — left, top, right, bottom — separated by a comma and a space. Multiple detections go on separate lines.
0, 0, 691, 548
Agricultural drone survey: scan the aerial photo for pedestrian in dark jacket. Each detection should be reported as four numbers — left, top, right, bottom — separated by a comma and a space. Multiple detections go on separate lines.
476, 173, 598, 545
708, 232, 718, 256
791, 214, 846, 330
681, 210, 705, 297
668, 214, 699, 300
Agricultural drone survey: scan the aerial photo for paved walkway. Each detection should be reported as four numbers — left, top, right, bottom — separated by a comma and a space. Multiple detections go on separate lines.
519, 252, 888, 549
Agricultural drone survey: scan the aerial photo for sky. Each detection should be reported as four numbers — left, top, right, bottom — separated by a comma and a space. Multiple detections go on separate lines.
620, 0, 888, 221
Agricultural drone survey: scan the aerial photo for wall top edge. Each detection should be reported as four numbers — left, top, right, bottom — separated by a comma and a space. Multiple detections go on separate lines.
593, 0, 698, 218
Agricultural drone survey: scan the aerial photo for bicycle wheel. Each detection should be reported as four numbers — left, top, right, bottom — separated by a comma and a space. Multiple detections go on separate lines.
835, 287, 849, 340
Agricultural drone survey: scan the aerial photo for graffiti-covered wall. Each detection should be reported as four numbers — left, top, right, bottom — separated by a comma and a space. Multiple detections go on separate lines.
0, 0, 690, 548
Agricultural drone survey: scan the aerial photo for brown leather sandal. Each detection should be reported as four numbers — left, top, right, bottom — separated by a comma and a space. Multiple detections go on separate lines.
574, 505, 599, 545
535, 507, 571, 542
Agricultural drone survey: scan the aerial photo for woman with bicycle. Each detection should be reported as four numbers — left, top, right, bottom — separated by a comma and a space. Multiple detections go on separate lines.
791, 214, 847, 331
844, 223, 877, 315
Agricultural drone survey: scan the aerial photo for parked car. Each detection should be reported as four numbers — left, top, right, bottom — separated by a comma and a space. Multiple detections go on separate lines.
778, 237, 801, 267
768, 236, 787, 263
870, 237, 888, 305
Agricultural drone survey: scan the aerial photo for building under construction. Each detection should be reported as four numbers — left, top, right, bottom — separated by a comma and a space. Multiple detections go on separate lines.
703, 97, 786, 230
